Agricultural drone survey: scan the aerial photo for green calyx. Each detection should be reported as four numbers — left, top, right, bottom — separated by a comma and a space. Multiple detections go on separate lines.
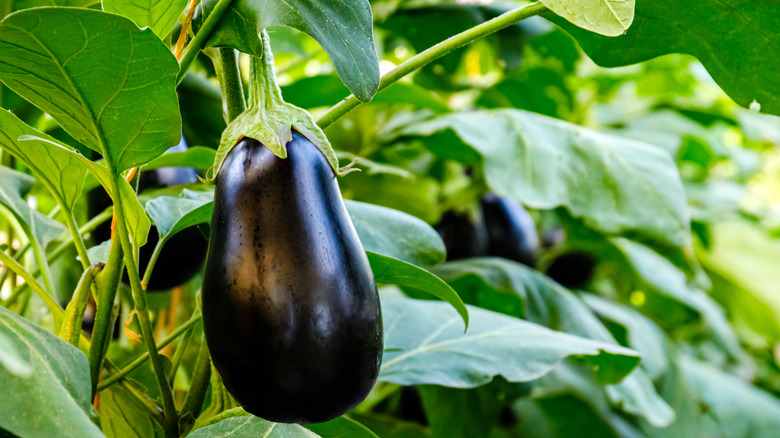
207, 30, 341, 181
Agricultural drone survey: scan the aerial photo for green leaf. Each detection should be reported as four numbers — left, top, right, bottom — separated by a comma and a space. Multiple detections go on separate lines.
697, 221, 780, 341
581, 294, 669, 380
551, 0, 780, 116
188, 415, 319, 437
431, 258, 675, 427
378, 298, 640, 389
388, 109, 690, 252
144, 146, 216, 172
347, 200, 446, 268
0, 7, 181, 172
304, 416, 379, 438
368, 251, 468, 329
0, 166, 64, 248
145, 190, 212, 241
682, 357, 780, 437
0, 331, 31, 377
101, 384, 165, 438
103, 0, 188, 37
612, 238, 740, 357
85, 239, 112, 264
201, 0, 379, 101
16, 132, 150, 248
0, 108, 88, 212
540, 0, 634, 37
0, 306, 102, 438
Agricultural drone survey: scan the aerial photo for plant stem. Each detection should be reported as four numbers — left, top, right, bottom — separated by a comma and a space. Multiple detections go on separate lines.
61, 208, 91, 269
167, 323, 194, 381
0, 250, 63, 324
180, 337, 211, 420
216, 47, 246, 122
24, 223, 56, 300
60, 263, 103, 346
108, 174, 178, 437
98, 312, 202, 391
140, 239, 165, 289
176, 0, 236, 85
89, 229, 123, 394
2, 208, 113, 308
317, 1, 548, 129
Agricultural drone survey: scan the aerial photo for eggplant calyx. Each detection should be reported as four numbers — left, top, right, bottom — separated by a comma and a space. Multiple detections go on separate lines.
207, 30, 340, 181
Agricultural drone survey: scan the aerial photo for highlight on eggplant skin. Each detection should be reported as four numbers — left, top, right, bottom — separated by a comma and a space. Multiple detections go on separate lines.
202, 131, 383, 424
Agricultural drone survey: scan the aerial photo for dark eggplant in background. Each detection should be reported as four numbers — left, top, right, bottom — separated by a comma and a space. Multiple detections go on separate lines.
88, 137, 208, 291
202, 132, 383, 424
436, 194, 539, 266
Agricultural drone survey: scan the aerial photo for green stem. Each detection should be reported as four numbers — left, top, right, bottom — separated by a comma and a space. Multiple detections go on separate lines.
23, 223, 56, 300
0, 250, 63, 324
317, 1, 548, 129
2, 207, 113, 308
180, 337, 211, 420
216, 47, 246, 122
89, 231, 123, 394
98, 312, 202, 391
176, 0, 236, 85
167, 325, 195, 382
108, 174, 177, 437
249, 32, 283, 110
60, 263, 103, 346
61, 208, 91, 269
141, 239, 165, 289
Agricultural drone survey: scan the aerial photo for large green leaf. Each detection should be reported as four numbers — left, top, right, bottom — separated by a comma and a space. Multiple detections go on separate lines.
431, 258, 675, 427
103, 0, 188, 37
697, 221, 780, 341
612, 238, 740, 357
0, 108, 88, 211
368, 251, 468, 329
378, 298, 640, 389
348, 200, 446, 268
0, 7, 181, 172
682, 357, 780, 438
145, 190, 212, 241
305, 416, 379, 438
188, 415, 319, 437
0, 331, 31, 377
551, 0, 780, 116
0, 306, 102, 438
540, 0, 634, 36
101, 385, 164, 438
581, 294, 668, 380
201, 0, 379, 102
387, 109, 689, 252
0, 166, 64, 249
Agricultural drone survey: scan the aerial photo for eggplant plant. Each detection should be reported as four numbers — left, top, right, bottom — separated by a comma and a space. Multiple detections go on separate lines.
1, 1, 780, 437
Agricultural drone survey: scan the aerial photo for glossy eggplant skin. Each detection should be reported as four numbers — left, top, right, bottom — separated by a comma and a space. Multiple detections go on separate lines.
88, 138, 208, 291
435, 210, 489, 261
480, 194, 539, 267
202, 132, 383, 424
436, 195, 539, 266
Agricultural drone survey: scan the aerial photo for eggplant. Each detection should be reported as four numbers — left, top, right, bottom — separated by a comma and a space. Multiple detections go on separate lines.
202, 132, 383, 424
436, 195, 539, 266
545, 251, 597, 289
88, 137, 207, 291
435, 210, 489, 261
481, 194, 539, 267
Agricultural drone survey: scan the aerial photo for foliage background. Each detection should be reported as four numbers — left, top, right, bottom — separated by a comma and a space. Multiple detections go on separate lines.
2, 0, 780, 437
